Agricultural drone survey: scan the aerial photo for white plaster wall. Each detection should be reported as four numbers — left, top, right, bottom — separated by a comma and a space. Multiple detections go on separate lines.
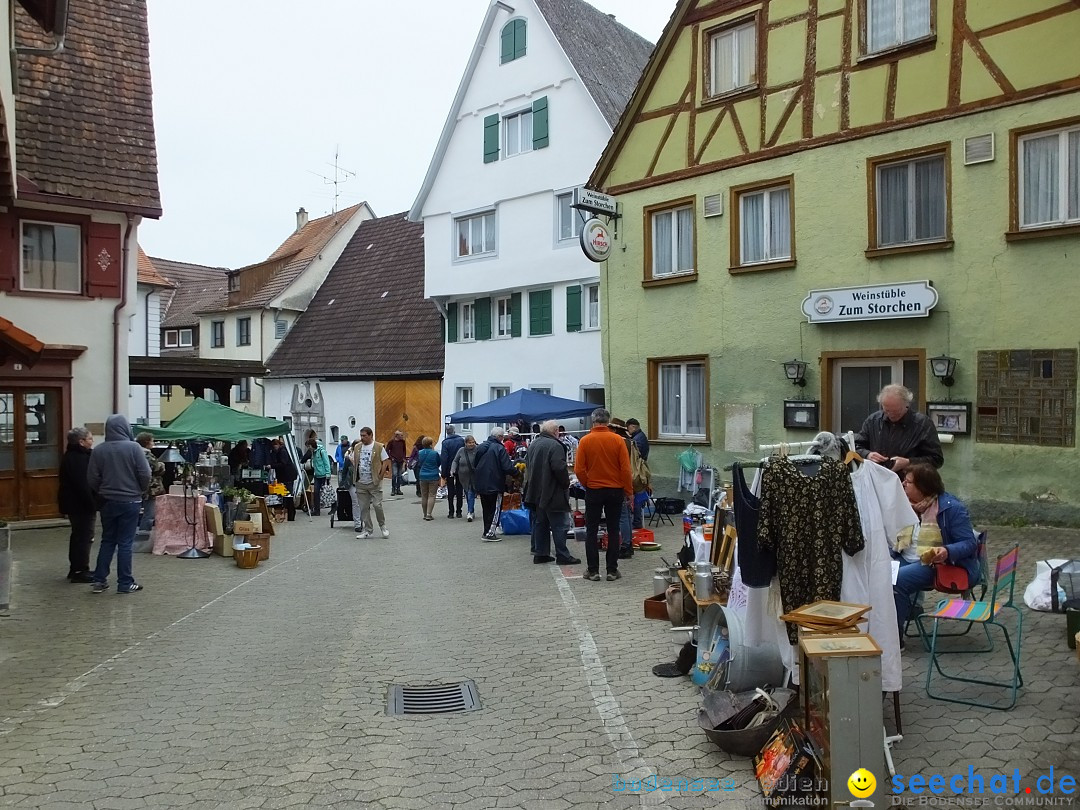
128, 285, 162, 425
262, 378, 376, 446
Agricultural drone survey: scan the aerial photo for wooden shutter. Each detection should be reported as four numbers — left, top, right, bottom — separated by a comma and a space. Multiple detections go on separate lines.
500, 21, 515, 63
0, 212, 16, 292
532, 96, 549, 150
85, 222, 123, 299
529, 289, 552, 336
565, 285, 582, 332
510, 292, 522, 338
446, 302, 458, 343
484, 114, 500, 163
514, 19, 527, 59
475, 297, 492, 340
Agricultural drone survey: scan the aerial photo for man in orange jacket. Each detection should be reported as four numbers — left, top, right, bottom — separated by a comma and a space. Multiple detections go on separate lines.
575, 408, 634, 581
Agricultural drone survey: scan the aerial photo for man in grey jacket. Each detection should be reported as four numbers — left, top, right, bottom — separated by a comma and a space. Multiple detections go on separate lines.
523, 420, 580, 566
88, 414, 151, 593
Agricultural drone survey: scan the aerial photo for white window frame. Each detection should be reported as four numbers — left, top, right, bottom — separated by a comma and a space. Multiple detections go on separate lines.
495, 296, 513, 338
649, 204, 695, 278
164, 330, 179, 349
657, 361, 707, 440
1018, 124, 1080, 230
210, 320, 225, 349
708, 20, 756, 97
874, 152, 948, 247
866, 0, 931, 54
503, 108, 533, 158
737, 183, 793, 266
178, 328, 194, 348
460, 303, 476, 342
456, 386, 473, 430
19, 220, 81, 294
237, 377, 251, 403
455, 211, 497, 259
584, 284, 600, 330
556, 191, 582, 243
530, 386, 552, 396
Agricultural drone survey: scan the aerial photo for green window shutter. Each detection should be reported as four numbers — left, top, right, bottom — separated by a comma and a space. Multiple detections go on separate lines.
565, 285, 582, 332
510, 292, 522, 337
446, 302, 458, 343
532, 96, 549, 150
501, 22, 514, 63
514, 19, 527, 60
475, 297, 492, 340
484, 114, 500, 163
529, 289, 552, 336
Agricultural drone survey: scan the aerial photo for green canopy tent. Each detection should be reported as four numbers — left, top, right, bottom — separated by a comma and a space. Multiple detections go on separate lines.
150, 398, 290, 441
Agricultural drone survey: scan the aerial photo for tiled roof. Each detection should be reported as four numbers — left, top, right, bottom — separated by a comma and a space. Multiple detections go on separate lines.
14, 0, 161, 215
267, 214, 443, 379
137, 247, 172, 288
152, 257, 230, 329
208, 203, 369, 313
535, 0, 655, 128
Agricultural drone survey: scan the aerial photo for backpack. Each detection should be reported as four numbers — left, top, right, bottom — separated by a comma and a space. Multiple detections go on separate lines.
630, 440, 651, 494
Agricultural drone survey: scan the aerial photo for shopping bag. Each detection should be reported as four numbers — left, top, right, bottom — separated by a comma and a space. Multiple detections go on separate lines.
499, 508, 531, 535
320, 483, 336, 510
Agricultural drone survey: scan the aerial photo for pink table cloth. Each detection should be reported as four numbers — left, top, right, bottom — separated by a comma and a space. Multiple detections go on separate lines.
152, 493, 211, 555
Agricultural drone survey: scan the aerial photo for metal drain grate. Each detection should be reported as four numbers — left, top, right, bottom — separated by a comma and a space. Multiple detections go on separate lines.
386, 680, 481, 715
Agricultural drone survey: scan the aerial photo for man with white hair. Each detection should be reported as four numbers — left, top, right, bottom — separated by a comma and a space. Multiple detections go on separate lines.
473, 426, 517, 540
523, 420, 581, 565
855, 384, 943, 474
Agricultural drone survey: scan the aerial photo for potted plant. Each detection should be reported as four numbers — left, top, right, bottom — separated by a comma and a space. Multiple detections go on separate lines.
221, 486, 251, 503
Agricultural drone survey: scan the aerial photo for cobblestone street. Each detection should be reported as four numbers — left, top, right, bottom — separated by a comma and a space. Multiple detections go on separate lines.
2, 498, 1078, 809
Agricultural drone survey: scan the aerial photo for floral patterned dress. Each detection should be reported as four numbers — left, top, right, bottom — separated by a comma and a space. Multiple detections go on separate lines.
758, 457, 865, 642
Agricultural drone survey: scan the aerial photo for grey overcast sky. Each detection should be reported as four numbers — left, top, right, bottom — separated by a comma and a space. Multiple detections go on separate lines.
138, 0, 673, 269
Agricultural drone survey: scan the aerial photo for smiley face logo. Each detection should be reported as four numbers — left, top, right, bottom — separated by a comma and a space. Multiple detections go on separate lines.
848, 768, 876, 798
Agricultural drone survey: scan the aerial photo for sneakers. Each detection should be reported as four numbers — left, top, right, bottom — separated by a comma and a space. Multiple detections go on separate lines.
583, 571, 601, 582
456, 512, 463, 518
447, 513, 456, 519
483, 532, 501, 542
356, 531, 372, 539
118, 583, 144, 594
606, 570, 622, 581
380, 528, 390, 538
91, 581, 108, 594
467, 513, 474, 522
68, 571, 94, 583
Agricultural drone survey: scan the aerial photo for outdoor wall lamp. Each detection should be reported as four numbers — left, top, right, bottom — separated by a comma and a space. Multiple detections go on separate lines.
783, 359, 808, 387
929, 354, 957, 387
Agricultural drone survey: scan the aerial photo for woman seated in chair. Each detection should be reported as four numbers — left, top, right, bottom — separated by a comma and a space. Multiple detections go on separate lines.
893, 463, 981, 640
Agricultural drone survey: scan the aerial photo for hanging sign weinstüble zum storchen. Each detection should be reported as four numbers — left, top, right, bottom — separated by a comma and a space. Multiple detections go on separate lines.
801, 280, 939, 324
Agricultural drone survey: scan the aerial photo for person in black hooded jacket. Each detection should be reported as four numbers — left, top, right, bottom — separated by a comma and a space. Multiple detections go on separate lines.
58, 426, 97, 582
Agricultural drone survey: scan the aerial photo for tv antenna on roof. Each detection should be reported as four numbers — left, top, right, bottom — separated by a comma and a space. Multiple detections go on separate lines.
307, 146, 356, 213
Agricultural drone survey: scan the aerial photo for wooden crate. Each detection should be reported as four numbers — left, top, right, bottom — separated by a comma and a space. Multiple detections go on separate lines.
644, 593, 668, 621
248, 533, 271, 561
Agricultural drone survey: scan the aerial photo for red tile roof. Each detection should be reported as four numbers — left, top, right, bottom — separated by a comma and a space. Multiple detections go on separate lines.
0, 315, 45, 365
136, 247, 172, 287
14, 0, 161, 215
152, 257, 230, 329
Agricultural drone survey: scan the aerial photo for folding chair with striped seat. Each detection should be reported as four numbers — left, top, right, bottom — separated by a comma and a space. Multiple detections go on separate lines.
925, 544, 1023, 710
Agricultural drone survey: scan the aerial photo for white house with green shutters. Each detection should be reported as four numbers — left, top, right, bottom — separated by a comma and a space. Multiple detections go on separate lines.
409, 0, 653, 436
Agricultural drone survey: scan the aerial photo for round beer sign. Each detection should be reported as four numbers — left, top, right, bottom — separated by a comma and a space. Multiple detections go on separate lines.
580, 218, 612, 263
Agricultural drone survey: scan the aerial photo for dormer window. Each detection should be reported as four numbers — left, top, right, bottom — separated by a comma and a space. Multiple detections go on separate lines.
707, 18, 757, 98
228, 273, 239, 292
501, 19, 526, 64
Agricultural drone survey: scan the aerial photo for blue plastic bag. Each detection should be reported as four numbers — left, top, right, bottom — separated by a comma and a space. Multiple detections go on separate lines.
499, 508, 531, 535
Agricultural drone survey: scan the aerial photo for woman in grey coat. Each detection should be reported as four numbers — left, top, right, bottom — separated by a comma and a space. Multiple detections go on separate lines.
450, 435, 479, 522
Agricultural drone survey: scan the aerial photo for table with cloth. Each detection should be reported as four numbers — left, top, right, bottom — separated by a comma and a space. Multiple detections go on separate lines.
151, 493, 211, 555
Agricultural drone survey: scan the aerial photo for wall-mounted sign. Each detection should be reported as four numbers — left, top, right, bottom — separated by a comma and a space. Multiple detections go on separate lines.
784, 400, 820, 430
801, 280, 938, 323
580, 218, 612, 263
573, 187, 618, 216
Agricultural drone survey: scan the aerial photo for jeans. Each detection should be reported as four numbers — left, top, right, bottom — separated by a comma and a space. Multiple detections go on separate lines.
585, 487, 624, 574
480, 493, 500, 534
620, 499, 633, 551
138, 497, 156, 533
68, 511, 95, 574
391, 460, 405, 494
419, 479, 439, 518
311, 476, 329, 516
894, 556, 935, 633
465, 488, 476, 516
531, 510, 572, 560
632, 495, 644, 530
356, 479, 386, 530
349, 486, 363, 530
446, 475, 463, 516
94, 500, 141, 590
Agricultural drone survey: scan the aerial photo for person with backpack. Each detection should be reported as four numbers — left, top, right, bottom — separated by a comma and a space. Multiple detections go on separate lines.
575, 409, 633, 581
473, 428, 516, 541
626, 418, 651, 529
440, 425, 466, 519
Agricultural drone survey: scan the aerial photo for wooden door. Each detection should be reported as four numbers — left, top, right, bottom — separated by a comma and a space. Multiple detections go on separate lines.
0, 387, 63, 519
374, 380, 442, 445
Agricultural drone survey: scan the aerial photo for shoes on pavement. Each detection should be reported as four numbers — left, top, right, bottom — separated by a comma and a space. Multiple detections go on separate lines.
483, 532, 501, 542
423, 515, 434, 521
447, 513, 455, 519
533, 555, 556, 564
118, 583, 144, 594
606, 570, 622, 581
652, 662, 687, 678
556, 556, 581, 565
68, 571, 94, 583
584, 570, 601, 581
356, 531, 372, 539
456, 512, 463, 518
618, 548, 634, 559
91, 581, 108, 594
467, 513, 474, 522
381, 528, 390, 538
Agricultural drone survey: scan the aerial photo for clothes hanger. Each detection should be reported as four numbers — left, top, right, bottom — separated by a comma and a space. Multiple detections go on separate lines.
844, 449, 863, 466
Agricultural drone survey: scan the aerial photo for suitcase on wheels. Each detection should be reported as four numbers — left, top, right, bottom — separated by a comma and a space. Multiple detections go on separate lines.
331, 487, 353, 527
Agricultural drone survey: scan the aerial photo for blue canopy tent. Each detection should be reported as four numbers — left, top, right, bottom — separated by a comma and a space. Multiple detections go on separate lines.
447, 388, 597, 424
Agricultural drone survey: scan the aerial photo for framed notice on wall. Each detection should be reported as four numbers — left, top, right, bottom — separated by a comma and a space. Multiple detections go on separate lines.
784, 400, 820, 430
926, 402, 971, 436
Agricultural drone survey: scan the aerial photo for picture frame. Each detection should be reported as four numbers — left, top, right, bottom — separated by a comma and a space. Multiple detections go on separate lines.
800, 633, 882, 658
783, 400, 820, 430
784, 600, 871, 624
926, 401, 971, 436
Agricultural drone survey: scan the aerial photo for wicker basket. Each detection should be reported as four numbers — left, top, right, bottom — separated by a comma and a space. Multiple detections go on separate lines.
234, 547, 260, 569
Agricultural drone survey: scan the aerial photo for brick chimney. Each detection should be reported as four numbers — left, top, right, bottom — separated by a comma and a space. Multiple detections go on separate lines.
296, 207, 309, 232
